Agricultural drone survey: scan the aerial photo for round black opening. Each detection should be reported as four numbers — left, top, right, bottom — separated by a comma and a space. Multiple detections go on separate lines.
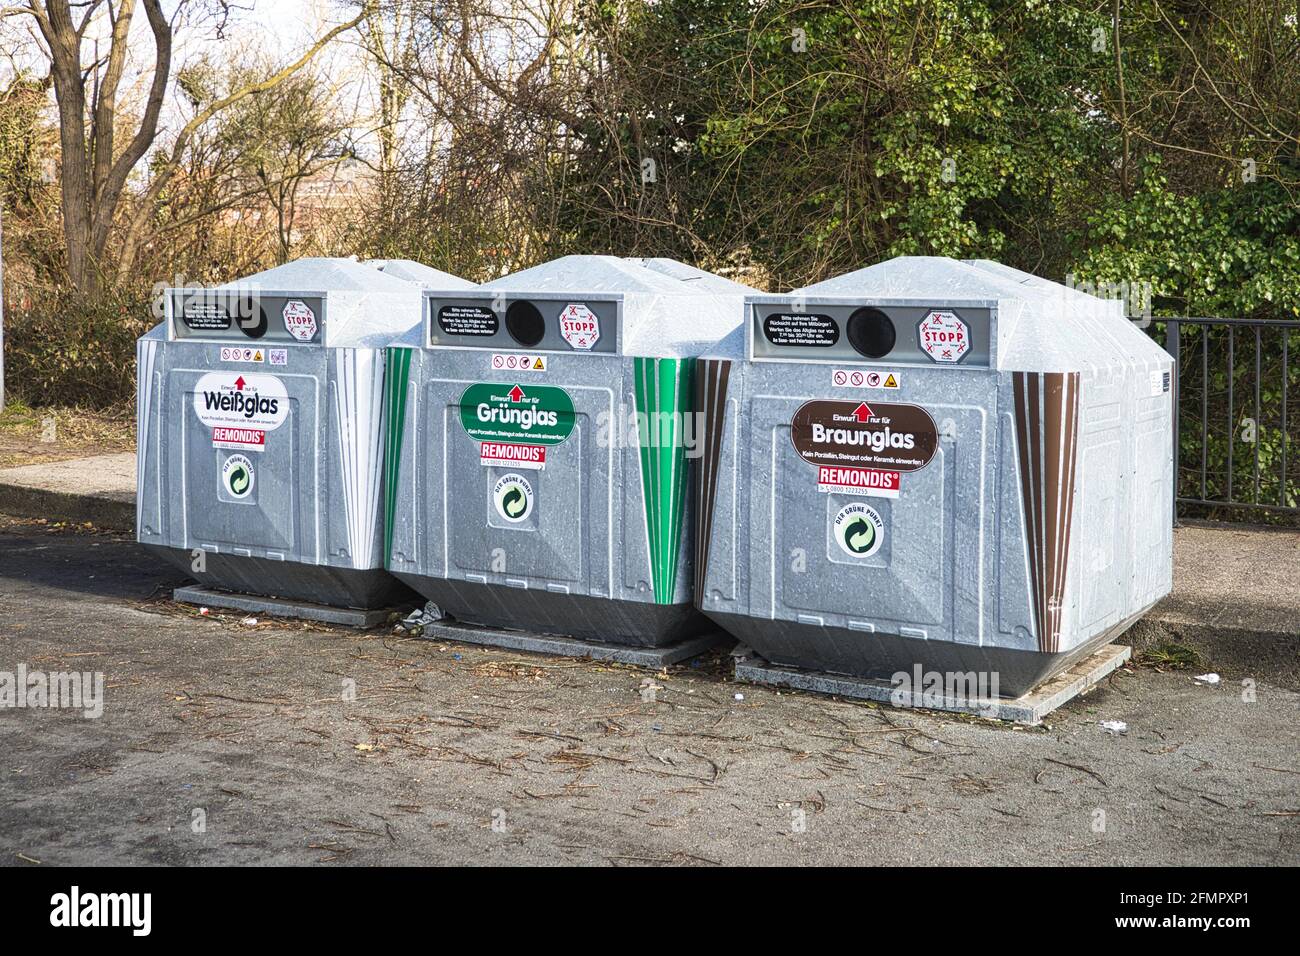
846, 307, 895, 358
505, 300, 545, 347
234, 300, 268, 339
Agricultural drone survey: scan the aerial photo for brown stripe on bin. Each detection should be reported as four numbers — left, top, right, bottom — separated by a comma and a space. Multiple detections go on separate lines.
692, 359, 731, 604
1013, 371, 1081, 653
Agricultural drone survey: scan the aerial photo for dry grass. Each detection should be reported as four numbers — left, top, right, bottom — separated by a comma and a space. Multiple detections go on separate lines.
0, 399, 135, 468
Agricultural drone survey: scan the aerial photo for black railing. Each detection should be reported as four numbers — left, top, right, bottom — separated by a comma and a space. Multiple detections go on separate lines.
1160, 317, 1300, 520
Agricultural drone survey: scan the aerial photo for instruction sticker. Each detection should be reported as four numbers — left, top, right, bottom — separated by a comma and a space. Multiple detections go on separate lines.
193, 372, 289, 447
918, 310, 970, 363
282, 300, 317, 342
439, 305, 499, 337
763, 313, 839, 348
559, 303, 600, 350
460, 383, 576, 448
791, 400, 938, 474
831, 369, 900, 389
182, 302, 233, 331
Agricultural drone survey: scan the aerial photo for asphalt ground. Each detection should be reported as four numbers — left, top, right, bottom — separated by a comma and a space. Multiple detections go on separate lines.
0, 516, 1295, 865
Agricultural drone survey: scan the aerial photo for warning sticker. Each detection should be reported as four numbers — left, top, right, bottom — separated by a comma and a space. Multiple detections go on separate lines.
831, 369, 901, 389
219, 347, 264, 364
791, 400, 938, 473
817, 465, 900, 499
763, 313, 839, 348
559, 303, 600, 350
833, 502, 885, 558
490, 353, 547, 372
460, 383, 575, 447
193, 372, 289, 444
918, 310, 970, 363
282, 300, 317, 342
480, 442, 547, 470
439, 305, 499, 337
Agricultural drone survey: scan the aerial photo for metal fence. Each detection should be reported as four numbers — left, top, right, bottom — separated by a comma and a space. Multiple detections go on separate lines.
1160, 317, 1300, 519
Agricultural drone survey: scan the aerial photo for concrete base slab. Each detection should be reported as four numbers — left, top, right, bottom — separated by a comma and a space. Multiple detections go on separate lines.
733, 643, 1132, 725
173, 585, 405, 628
420, 619, 730, 667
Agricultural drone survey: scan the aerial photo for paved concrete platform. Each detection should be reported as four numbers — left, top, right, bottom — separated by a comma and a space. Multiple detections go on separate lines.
422, 619, 730, 667
0, 452, 135, 530
173, 585, 407, 628
733, 644, 1131, 725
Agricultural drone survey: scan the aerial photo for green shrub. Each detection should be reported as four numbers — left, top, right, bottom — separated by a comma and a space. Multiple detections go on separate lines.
3, 294, 153, 408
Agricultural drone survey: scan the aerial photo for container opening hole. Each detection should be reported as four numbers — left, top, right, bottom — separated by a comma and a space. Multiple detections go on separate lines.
506, 301, 546, 347
235, 300, 268, 340
846, 308, 895, 358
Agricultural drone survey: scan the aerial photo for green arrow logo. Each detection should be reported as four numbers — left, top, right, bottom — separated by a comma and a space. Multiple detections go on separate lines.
502, 485, 526, 518
229, 466, 250, 496
844, 517, 874, 554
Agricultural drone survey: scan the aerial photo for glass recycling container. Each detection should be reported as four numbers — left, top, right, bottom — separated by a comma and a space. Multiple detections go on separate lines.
693, 256, 1174, 696
136, 257, 473, 608
383, 255, 750, 646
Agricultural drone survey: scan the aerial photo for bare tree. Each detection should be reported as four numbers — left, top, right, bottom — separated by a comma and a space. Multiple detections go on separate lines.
15, 0, 368, 296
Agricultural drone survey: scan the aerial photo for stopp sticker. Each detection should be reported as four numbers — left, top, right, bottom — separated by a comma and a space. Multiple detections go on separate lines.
918, 310, 970, 363
221, 454, 255, 500
282, 299, 317, 342
193, 372, 288, 450
559, 303, 600, 350
493, 473, 534, 523
832, 502, 884, 558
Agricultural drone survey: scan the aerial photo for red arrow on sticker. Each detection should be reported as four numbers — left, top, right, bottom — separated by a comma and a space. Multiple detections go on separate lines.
852, 402, 874, 422
234, 376, 246, 390
508, 385, 525, 402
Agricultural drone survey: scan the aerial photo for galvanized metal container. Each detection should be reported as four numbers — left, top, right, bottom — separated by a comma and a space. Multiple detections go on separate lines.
136, 257, 473, 608
384, 255, 750, 645
695, 256, 1174, 696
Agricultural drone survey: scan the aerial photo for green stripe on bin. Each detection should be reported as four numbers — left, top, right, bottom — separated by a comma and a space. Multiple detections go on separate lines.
382, 347, 413, 565
633, 356, 695, 604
